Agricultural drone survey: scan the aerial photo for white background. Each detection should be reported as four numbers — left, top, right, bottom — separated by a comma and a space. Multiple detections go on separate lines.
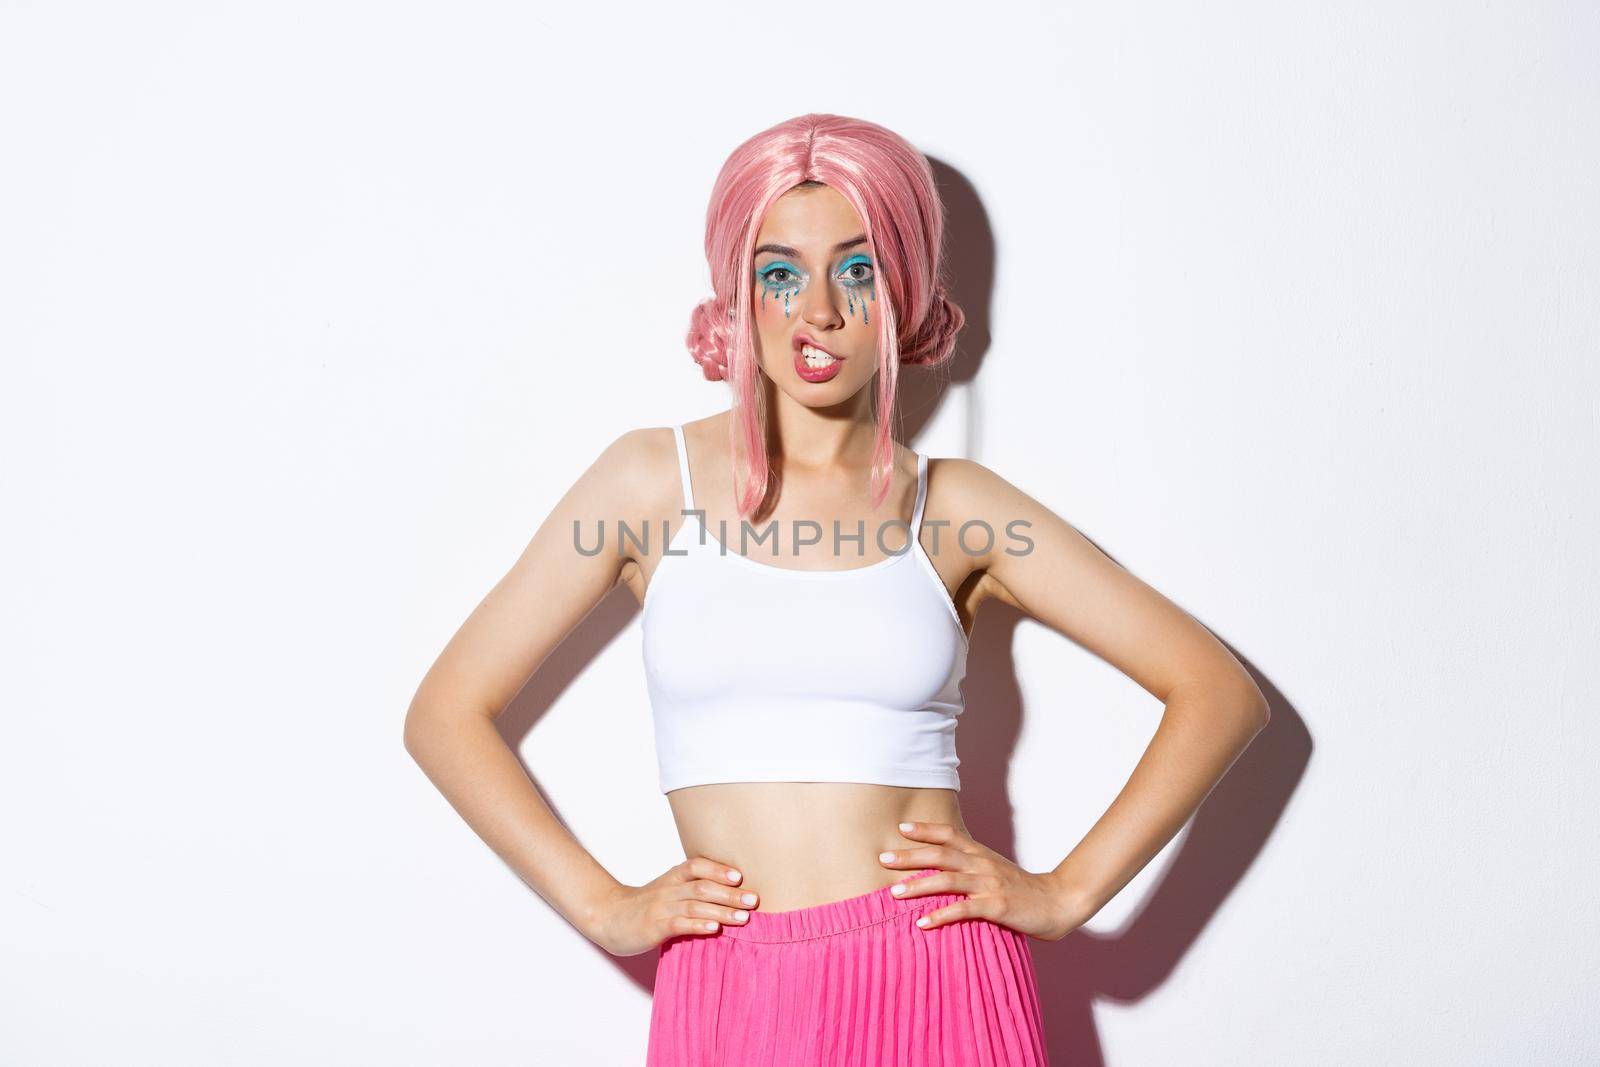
4, 2, 1596, 1063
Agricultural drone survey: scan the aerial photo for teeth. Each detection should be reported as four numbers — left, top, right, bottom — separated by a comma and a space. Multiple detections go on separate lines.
801, 344, 837, 366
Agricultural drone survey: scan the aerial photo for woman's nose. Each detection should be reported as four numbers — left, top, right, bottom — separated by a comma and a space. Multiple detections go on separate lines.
800, 279, 844, 329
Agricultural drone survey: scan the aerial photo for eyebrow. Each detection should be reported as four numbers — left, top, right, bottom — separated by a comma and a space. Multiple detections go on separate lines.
753, 235, 869, 258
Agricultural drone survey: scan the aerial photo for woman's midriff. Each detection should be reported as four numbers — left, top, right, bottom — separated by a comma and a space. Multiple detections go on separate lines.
665, 781, 967, 913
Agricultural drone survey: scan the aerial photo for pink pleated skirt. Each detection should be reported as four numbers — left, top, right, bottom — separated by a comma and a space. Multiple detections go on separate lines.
646, 867, 1049, 1065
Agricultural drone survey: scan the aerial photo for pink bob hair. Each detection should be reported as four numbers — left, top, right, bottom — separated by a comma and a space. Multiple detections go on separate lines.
685, 113, 965, 520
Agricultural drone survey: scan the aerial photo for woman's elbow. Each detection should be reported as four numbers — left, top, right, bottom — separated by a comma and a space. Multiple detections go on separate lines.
1204, 672, 1271, 731
403, 702, 451, 761
1237, 680, 1271, 729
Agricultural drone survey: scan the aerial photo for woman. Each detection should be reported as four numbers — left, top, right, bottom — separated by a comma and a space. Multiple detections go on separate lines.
404, 113, 1270, 1065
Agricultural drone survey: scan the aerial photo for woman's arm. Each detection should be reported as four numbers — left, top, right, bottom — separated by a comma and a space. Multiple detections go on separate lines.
402, 428, 663, 942
958, 458, 1271, 925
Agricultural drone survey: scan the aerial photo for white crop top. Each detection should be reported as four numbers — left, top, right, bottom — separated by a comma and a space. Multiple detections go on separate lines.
640, 424, 969, 794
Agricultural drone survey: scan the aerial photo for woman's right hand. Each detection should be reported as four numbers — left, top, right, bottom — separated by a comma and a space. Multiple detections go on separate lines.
588, 856, 760, 957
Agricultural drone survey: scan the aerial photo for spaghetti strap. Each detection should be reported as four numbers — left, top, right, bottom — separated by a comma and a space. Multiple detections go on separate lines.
910, 453, 929, 538
671, 424, 696, 512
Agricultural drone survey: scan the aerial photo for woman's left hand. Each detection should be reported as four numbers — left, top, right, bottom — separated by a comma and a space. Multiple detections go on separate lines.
879, 821, 1084, 941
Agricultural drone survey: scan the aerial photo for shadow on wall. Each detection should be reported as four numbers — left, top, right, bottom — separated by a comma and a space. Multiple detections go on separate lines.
493, 157, 1310, 1064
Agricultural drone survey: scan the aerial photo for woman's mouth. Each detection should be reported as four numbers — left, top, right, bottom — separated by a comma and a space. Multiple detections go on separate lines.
794, 342, 844, 383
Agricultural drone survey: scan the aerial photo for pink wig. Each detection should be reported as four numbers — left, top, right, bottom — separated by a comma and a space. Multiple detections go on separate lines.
685, 113, 965, 520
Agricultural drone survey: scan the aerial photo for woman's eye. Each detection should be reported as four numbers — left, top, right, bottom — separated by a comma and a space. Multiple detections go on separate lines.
840, 262, 874, 285
764, 269, 793, 285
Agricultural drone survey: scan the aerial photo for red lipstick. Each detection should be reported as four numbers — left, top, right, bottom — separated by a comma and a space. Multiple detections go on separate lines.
793, 333, 844, 383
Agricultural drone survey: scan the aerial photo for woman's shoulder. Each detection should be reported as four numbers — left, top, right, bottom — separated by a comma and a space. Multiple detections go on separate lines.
921, 455, 1055, 554
928, 454, 1044, 499
922, 454, 1009, 509
559, 423, 688, 521
580, 423, 666, 470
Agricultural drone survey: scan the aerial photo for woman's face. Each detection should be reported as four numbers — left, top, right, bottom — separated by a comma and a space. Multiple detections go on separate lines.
750, 183, 880, 403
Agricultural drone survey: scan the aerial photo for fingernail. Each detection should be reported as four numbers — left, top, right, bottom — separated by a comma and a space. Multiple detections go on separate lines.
733, 911, 748, 921
879, 851, 895, 863
741, 893, 757, 906
727, 870, 741, 881
899, 822, 914, 832
915, 916, 930, 928
891, 884, 906, 896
